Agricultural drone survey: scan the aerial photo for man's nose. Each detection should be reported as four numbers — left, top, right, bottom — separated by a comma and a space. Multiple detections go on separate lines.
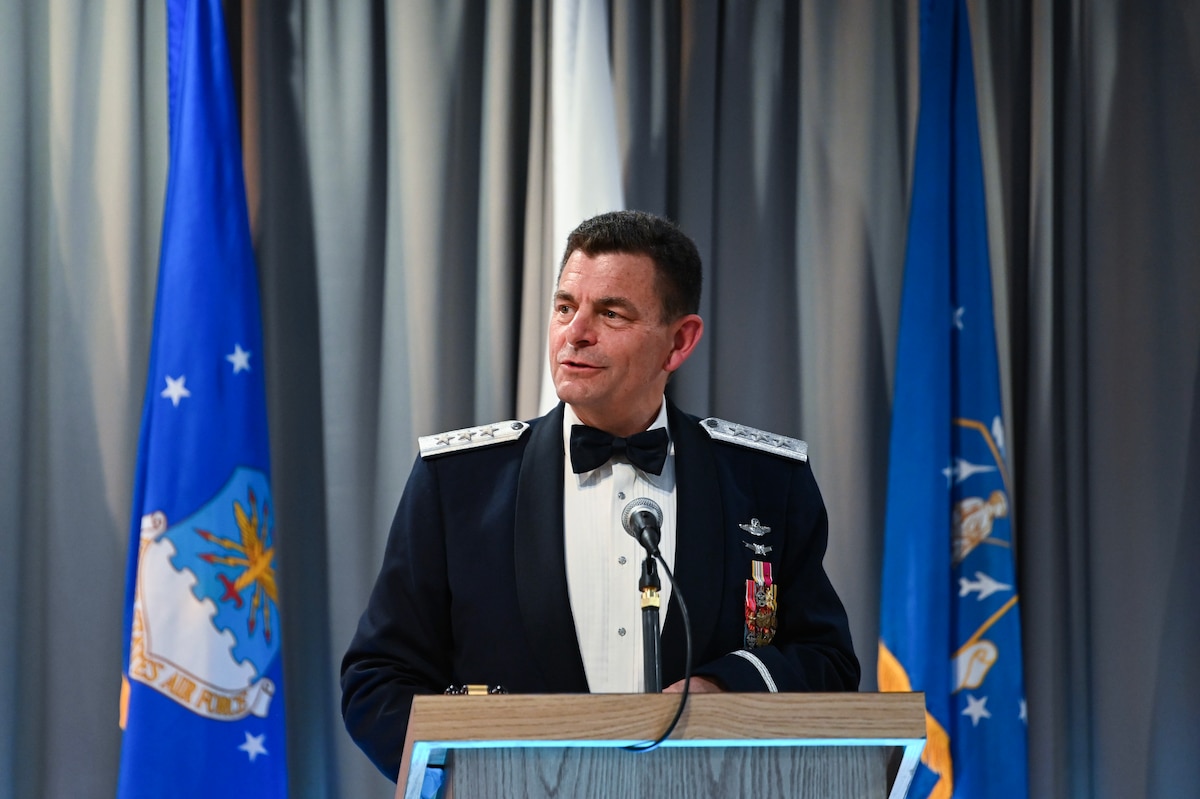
565, 310, 597, 346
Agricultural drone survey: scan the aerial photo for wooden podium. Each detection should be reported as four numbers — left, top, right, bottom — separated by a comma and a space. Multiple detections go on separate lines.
396, 692, 926, 798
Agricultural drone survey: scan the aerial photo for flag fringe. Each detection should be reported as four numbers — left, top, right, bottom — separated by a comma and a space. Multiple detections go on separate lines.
878, 642, 954, 798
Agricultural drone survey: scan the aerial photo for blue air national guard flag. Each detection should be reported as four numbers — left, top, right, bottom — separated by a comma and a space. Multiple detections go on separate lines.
878, 1, 1028, 798
117, 0, 287, 796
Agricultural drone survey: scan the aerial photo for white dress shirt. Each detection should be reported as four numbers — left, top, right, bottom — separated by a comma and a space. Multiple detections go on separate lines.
562, 401, 677, 693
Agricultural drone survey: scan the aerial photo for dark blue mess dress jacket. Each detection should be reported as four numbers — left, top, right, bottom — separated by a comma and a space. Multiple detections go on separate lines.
341, 401, 860, 780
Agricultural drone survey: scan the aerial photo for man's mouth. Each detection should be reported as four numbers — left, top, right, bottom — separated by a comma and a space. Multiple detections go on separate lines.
560, 359, 600, 370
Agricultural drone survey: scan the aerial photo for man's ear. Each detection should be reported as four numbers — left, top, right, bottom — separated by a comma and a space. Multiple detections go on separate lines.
664, 314, 704, 373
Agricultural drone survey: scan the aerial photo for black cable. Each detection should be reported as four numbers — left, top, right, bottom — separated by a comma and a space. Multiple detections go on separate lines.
624, 552, 692, 753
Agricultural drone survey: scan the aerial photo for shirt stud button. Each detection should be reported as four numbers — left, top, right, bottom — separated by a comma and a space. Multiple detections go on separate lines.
618, 556, 627, 565
617, 491, 626, 500
617, 627, 627, 637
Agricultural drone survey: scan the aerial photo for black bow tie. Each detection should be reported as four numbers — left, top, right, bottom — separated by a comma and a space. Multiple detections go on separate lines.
569, 425, 670, 475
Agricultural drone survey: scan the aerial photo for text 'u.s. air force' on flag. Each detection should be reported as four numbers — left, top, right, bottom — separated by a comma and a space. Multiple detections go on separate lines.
118, 1, 287, 796
878, 0, 1029, 797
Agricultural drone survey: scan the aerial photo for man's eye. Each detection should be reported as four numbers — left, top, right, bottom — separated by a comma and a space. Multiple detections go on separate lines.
556, 304, 573, 314
603, 310, 620, 319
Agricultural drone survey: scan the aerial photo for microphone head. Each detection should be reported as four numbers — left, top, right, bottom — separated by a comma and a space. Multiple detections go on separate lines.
621, 497, 663, 538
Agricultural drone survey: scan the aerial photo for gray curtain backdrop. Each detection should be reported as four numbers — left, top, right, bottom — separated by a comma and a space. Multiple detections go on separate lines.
2, 1, 1197, 798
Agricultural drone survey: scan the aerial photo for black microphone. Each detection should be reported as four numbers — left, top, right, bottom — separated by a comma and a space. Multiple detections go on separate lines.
617, 496, 695, 751
621, 497, 663, 556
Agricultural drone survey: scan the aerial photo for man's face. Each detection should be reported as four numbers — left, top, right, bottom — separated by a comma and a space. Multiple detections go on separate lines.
549, 250, 693, 437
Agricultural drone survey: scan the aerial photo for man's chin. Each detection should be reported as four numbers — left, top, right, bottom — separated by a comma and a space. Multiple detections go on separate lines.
553, 385, 604, 418
553, 373, 597, 398
553, 387, 589, 408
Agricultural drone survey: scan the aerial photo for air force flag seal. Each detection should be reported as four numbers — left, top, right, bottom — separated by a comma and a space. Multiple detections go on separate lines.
129, 468, 279, 722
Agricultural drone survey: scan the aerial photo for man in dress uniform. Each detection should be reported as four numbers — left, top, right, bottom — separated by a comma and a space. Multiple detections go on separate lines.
341, 210, 860, 780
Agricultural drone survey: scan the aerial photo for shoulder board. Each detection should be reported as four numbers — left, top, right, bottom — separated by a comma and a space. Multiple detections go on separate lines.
699, 417, 808, 462
419, 420, 530, 459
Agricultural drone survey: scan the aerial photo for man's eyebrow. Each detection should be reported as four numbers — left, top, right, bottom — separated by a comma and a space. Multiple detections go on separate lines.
595, 296, 638, 313
552, 291, 637, 312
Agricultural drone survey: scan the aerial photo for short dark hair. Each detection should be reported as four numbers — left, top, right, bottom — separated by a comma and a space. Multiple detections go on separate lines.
559, 210, 702, 322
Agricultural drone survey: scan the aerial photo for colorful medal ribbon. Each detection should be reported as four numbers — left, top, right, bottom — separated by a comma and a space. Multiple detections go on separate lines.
744, 560, 778, 648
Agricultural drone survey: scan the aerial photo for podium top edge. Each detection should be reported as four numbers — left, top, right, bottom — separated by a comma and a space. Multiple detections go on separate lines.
407, 691, 927, 746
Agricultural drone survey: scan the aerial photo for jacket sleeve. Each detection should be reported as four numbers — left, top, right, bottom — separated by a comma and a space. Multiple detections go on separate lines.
693, 458, 861, 693
340, 456, 452, 781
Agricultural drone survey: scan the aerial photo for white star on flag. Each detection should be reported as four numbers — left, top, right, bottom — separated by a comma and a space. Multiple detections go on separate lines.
238, 731, 268, 762
962, 693, 992, 727
226, 343, 252, 373
161, 375, 191, 407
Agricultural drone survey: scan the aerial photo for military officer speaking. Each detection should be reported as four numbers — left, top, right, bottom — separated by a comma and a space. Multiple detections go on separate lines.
341, 210, 860, 781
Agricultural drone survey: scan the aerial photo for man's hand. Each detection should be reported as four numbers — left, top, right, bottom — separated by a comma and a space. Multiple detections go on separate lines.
663, 675, 724, 693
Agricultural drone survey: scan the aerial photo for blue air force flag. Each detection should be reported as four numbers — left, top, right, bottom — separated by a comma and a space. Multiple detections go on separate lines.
878, 1, 1029, 798
118, 1, 287, 796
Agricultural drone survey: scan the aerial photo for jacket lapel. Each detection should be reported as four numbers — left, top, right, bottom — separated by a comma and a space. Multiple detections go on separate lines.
661, 401, 725, 684
513, 403, 590, 692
